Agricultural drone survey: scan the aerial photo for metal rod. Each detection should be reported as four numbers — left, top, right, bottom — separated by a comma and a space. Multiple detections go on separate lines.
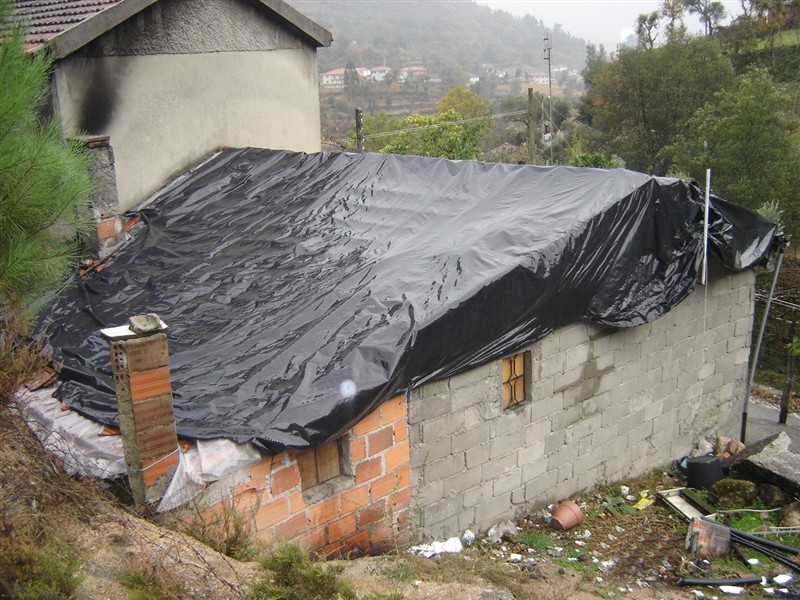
741, 248, 784, 442
701, 169, 711, 285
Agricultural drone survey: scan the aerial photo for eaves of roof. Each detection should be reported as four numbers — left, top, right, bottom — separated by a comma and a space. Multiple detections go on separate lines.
14, 0, 332, 59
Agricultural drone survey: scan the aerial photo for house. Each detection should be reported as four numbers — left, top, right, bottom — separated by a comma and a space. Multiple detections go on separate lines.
397, 66, 427, 81
34, 149, 779, 555
13, 0, 331, 234
321, 68, 346, 88
370, 66, 392, 82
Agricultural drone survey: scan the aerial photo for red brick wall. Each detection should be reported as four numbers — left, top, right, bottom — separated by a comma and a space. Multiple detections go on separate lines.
217, 394, 411, 556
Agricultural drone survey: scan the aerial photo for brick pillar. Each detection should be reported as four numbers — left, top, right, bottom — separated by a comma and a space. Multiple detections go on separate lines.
101, 314, 179, 509
71, 135, 122, 256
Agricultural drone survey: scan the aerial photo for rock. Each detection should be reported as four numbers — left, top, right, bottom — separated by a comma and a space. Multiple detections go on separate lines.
780, 501, 800, 528
486, 520, 519, 544
759, 483, 791, 508
477, 591, 514, 600
709, 478, 757, 507
734, 432, 800, 498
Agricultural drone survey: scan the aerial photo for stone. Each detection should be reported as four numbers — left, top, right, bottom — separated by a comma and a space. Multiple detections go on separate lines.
709, 478, 757, 507
758, 483, 791, 508
735, 432, 800, 498
780, 501, 800, 528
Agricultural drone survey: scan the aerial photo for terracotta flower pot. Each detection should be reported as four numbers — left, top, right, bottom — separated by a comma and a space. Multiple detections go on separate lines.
551, 500, 584, 531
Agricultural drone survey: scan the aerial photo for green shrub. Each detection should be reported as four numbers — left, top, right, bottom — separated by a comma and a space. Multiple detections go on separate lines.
249, 543, 356, 600
0, 532, 80, 599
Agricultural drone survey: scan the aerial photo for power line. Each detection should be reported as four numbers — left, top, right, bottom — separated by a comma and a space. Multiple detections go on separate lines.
362, 110, 526, 140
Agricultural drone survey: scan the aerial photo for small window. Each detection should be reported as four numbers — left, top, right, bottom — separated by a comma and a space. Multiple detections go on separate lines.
502, 352, 527, 409
296, 438, 342, 489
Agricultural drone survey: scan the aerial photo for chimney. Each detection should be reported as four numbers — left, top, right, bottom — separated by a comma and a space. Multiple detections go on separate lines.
101, 314, 179, 510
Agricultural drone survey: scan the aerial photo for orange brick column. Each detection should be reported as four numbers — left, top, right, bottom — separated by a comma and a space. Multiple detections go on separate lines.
101, 314, 179, 510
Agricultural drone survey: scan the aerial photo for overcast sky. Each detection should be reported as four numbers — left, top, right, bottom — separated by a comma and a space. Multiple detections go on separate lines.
476, 1, 743, 50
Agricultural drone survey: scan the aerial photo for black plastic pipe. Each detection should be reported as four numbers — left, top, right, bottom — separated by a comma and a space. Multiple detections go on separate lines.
677, 576, 763, 587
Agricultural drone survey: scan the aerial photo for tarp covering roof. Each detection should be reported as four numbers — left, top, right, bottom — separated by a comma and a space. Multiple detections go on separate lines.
38, 148, 779, 453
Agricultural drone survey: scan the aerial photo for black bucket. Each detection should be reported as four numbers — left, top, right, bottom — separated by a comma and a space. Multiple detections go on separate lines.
686, 456, 724, 490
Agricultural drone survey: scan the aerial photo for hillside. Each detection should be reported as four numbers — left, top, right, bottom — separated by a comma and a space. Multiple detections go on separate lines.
287, 0, 588, 75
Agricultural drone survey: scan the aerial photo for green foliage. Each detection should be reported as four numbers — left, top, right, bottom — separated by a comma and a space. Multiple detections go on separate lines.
177, 499, 258, 561
249, 543, 357, 600
0, 2, 92, 320
379, 108, 488, 160
580, 35, 736, 174
568, 152, 625, 169
0, 533, 81, 599
666, 68, 800, 236
119, 558, 184, 600
513, 530, 556, 551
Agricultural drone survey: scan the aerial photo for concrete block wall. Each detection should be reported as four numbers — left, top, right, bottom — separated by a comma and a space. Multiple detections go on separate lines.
200, 394, 411, 556
408, 270, 754, 540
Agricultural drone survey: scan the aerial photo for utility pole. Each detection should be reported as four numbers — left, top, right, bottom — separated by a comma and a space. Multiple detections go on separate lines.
355, 107, 364, 153
527, 88, 535, 165
543, 36, 554, 165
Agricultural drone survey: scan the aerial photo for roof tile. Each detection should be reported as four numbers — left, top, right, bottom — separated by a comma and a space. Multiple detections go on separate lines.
13, 0, 123, 52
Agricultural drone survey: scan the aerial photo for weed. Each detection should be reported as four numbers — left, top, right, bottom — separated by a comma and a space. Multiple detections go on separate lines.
514, 530, 555, 551
119, 556, 184, 600
177, 499, 258, 561
250, 542, 358, 600
0, 317, 50, 406
0, 530, 81, 599
380, 558, 416, 582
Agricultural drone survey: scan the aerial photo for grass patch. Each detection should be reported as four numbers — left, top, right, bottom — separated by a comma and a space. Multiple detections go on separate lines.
250, 543, 358, 600
0, 532, 81, 599
514, 530, 556, 551
119, 557, 184, 600
176, 499, 258, 561
380, 558, 416, 583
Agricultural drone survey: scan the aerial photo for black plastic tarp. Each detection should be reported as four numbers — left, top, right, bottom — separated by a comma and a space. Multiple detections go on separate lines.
37, 148, 779, 453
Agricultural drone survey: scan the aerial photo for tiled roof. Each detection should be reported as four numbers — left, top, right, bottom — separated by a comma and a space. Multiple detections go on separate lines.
13, 0, 123, 53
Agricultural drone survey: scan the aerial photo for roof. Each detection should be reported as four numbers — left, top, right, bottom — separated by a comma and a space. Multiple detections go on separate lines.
39, 149, 779, 454
13, 0, 332, 58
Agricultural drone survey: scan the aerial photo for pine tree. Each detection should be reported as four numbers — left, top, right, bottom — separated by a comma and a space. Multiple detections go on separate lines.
0, 1, 92, 322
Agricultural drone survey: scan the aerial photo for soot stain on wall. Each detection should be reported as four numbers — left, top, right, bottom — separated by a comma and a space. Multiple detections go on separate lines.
78, 62, 120, 133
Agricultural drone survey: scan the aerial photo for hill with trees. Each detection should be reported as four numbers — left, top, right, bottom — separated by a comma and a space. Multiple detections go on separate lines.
287, 0, 588, 75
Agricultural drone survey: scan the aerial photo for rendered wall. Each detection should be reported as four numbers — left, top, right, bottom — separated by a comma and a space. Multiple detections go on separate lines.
408, 270, 755, 540
196, 395, 411, 557
51, 0, 323, 212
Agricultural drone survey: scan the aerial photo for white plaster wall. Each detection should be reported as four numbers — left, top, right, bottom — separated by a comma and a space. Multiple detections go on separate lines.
407, 270, 755, 539
53, 50, 322, 212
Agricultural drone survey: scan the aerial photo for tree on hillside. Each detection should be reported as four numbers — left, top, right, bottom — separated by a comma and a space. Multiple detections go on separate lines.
379, 109, 487, 160
683, 0, 727, 35
0, 4, 92, 322
660, 0, 688, 41
666, 68, 800, 236
578, 36, 735, 174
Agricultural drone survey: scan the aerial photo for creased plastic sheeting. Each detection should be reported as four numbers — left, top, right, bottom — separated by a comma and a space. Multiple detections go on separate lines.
37, 149, 779, 453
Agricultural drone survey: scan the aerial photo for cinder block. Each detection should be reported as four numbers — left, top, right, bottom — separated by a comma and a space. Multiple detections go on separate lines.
442, 467, 482, 497
409, 394, 452, 423
590, 421, 619, 448
627, 420, 653, 446
473, 493, 513, 529
540, 352, 566, 378
424, 454, 462, 482
523, 419, 551, 445
452, 422, 490, 454
483, 451, 517, 479
493, 410, 529, 437
524, 469, 558, 504
448, 362, 496, 391
544, 429, 566, 455
465, 443, 490, 469
569, 412, 602, 442
464, 480, 494, 507
564, 344, 591, 370
562, 380, 595, 408
538, 334, 560, 358
521, 458, 547, 482
551, 404, 581, 431
418, 379, 450, 399
554, 366, 583, 392
418, 479, 444, 506
530, 391, 563, 420
493, 468, 523, 496
421, 411, 464, 442
422, 497, 462, 528
489, 429, 526, 459
516, 438, 545, 466
547, 442, 579, 470
559, 324, 589, 351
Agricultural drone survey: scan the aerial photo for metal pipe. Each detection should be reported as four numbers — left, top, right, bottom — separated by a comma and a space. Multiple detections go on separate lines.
741, 248, 784, 442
